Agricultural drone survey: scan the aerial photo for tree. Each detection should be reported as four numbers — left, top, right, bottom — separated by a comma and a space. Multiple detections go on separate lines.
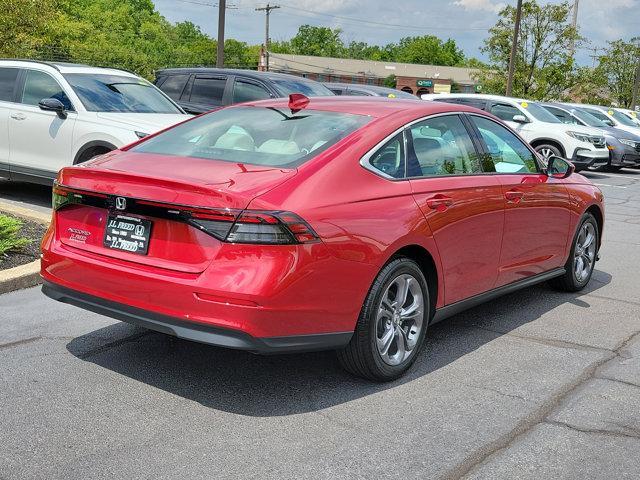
289, 25, 345, 58
596, 39, 640, 107
0, 0, 59, 58
393, 36, 464, 66
478, 0, 580, 99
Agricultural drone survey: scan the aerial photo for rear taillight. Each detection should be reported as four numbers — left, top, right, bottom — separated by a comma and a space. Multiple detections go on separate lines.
189, 210, 319, 245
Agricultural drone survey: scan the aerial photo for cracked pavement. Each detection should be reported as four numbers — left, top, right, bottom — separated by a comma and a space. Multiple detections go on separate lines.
2, 170, 640, 479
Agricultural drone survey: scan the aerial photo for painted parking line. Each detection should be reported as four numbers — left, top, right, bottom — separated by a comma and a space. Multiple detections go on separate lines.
592, 183, 627, 189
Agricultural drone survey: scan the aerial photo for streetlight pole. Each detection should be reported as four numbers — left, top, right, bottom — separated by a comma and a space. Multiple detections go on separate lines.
216, 0, 226, 68
506, 0, 523, 96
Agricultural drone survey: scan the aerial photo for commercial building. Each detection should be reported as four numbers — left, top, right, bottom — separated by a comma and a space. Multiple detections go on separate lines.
267, 53, 480, 96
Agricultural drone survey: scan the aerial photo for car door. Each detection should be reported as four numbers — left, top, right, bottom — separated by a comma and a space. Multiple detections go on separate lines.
8, 68, 77, 178
468, 114, 571, 286
408, 113, 505, 305
180, 74, 228, 114
0, 67, 21, 176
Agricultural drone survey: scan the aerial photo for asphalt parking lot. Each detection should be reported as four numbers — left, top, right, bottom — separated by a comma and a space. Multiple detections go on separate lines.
2, 171, 640, 479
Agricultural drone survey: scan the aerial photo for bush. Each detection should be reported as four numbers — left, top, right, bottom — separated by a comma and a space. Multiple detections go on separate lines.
0, 215, 30, 257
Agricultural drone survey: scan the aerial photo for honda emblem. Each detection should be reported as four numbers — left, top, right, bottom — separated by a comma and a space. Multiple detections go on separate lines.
115, 197, 127, 211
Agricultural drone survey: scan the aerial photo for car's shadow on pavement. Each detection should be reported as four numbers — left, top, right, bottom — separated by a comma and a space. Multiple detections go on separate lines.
66, 270, 612, 417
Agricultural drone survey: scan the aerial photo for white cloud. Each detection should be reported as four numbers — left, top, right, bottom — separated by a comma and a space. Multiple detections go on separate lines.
452, 0, 505, 13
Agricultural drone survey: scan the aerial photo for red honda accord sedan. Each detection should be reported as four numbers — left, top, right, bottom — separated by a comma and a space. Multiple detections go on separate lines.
41, 95, 604, 381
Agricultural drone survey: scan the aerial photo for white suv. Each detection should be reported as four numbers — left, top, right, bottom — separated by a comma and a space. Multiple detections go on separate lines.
422, 93, 609, 171
0, 60, 189, 184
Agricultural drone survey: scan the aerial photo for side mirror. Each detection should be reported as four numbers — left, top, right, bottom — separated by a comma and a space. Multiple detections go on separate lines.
546, 155, 574, 179
38, 98, 67, 119
512, 114, 528, 124
604, 119, 615, 127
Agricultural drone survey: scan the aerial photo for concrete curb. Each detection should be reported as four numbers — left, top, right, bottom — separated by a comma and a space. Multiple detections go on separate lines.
0, 201, 51, 225
0, 260, 41, 295
0, 202, 49, 294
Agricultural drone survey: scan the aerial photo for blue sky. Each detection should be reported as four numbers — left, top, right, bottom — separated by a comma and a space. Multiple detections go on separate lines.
154, 0, 639, 66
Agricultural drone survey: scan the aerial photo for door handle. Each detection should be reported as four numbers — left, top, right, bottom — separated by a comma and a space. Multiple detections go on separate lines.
10, 113, 26, 121
426, 194, 454, 211
505, 190, 524, 203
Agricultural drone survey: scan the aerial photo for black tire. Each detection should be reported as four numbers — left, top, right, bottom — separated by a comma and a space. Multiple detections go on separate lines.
337, 257, 430, 382
75, 146, 112, 165
534, 143, 562, 161
607, 165, 623, 172
549, 212, 599, 292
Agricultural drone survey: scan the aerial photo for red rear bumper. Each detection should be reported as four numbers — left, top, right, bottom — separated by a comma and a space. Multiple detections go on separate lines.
41, 225, 377, 352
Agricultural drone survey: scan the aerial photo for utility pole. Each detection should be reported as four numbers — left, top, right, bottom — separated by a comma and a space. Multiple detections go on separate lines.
587, 46, 603, 68
506, 0, 523, 97
216, 0, 226, 68
633, 44, 640, 110
255, 4, 280, 71
569, 0, 579, 58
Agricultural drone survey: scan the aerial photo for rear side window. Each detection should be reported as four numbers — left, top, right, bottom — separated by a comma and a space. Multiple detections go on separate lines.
0, 68, 19, 102
407, 115, 481, 176
368, 134, 405, 179
471, 116, 538, 173
21, 70, 73, 110
132, 106, 370, 168
159, 74, 189, 100
231, 80, 271, 103
190, 77, 226, 105
489, 103, 520, 122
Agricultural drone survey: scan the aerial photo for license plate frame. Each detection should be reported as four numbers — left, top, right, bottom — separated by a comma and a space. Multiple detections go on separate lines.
103, 214, 152, 255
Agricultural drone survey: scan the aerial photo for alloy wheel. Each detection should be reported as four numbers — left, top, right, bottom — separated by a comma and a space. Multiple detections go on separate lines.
375, 274, 425, 366
574, 222, 596, 283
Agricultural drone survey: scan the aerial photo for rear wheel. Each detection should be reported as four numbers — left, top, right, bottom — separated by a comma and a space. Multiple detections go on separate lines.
337, 257, 429, 381
75, 146, 113, 165
550, 213, 599, 292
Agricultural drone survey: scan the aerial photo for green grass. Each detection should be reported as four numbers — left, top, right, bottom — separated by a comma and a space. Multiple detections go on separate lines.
0, 214, 30, 257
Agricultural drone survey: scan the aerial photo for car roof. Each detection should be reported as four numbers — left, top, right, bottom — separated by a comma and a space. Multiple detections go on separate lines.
422, 93, 532, 104
238, 95, 484, 119
0, 59, 139, 77
324, 82, 410, 96
155, 67, 318, 83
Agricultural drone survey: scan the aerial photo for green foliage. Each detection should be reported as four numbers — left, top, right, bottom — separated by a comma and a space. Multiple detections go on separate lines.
0, 215, 30, 257
383, 75, 397, 88
477, 0, 580, 99
595, 39, 640, 107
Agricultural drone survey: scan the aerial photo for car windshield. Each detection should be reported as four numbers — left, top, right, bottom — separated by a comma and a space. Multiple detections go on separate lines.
271, 79, 334, 97
525, 102, 561, 123
131, 106, 370, 168
570, 108, 608, 128
609, 109, 638, 127
63, 73, 182, 113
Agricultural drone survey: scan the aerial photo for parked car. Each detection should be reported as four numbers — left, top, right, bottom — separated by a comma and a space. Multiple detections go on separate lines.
541, 102, 640, 170
41, 95, 603, 381
154, 68, 334, 114
0, 60, 188, 185
324, 82, 417, 99
422, 93, 609, 171
570, 104, 640, 135
614, 107, 640, 127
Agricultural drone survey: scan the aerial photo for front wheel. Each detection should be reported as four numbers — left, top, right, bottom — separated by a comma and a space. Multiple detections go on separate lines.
337, 257, 429, 381
534, 143, 562, 161
550, 213, 599, 292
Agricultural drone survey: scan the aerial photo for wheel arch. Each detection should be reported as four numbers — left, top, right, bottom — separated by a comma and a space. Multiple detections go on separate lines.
585, 204, 604, 249
530, 138, 566, 157
390, 244, 439, 320
73, 140, 118, 165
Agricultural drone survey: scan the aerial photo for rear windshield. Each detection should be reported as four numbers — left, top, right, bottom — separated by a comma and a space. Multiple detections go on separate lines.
131, 106, 370, 167
270, 79, 334, 97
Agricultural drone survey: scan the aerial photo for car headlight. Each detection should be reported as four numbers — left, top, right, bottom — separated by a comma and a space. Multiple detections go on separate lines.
135, 131, 149, 139
619, 138, 639, 148
566, 131, 599, 144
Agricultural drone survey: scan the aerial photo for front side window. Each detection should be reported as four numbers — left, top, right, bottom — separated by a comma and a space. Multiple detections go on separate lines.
368, 134, 405, 179
132, 106, 370, 168
580, 108, 614, 126
231, 80, 271, 103
543, 106, 578, 124
0, 67, 19, 102
489, 103, 521, 122
22, 70, 72, 110
407, 115, 481, 176
189, 77, 226, 105
472, 116, 538, 174
609, 109, 637, 127
63, 73, 181, 113
158, 74, 189, 100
